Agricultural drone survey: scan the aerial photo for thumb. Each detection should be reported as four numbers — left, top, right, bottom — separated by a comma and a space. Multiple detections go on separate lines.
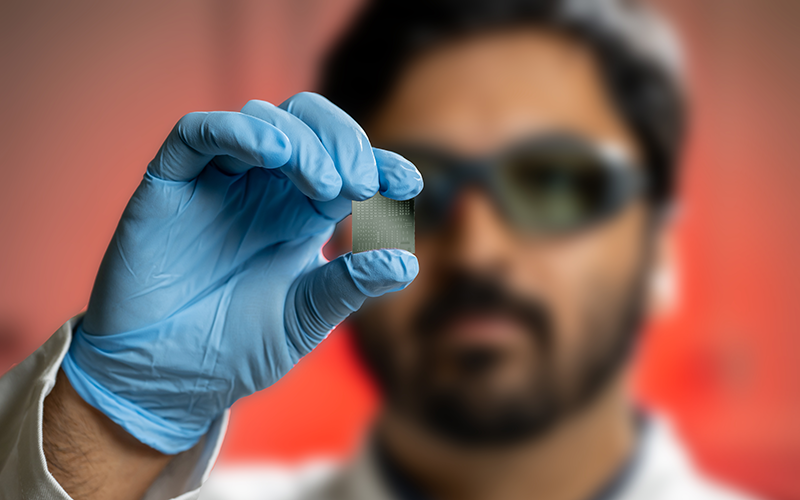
284, 249, 418, 361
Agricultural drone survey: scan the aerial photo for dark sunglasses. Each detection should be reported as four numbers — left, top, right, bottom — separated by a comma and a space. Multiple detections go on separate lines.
391, 134, 647, 235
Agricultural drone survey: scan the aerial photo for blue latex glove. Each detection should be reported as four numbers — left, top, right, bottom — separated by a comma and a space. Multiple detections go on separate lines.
61, 93, 422, 454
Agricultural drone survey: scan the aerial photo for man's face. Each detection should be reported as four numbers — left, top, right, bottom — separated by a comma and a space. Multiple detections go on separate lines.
353, 29, 657, 445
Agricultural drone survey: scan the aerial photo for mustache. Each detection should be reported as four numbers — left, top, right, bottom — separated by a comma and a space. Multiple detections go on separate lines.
412, 272, 553, 350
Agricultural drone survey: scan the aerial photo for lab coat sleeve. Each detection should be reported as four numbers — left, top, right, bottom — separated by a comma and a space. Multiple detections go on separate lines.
0, 314, 229, 500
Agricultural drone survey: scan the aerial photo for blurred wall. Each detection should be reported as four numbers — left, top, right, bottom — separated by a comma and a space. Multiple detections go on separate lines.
0, 0, 797, 498
635, 1, 800, 498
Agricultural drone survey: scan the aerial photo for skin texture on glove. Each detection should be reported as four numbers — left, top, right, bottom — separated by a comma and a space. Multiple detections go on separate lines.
43, 369, 174, 500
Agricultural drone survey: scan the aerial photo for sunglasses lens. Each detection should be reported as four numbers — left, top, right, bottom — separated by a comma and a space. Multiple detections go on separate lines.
499, 150, 616, 231
393, 138, 642, 235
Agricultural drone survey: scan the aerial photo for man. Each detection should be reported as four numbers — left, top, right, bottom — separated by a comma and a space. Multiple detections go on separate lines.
0, 0, 758, 499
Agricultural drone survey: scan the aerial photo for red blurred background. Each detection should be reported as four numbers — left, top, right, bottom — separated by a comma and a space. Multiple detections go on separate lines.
1, 0, 798, 498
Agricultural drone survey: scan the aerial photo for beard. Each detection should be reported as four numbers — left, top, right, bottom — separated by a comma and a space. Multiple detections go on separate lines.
350, 264, 649, 448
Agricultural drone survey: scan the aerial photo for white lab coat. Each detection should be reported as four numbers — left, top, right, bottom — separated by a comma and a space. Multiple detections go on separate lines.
0, 316, 759, 500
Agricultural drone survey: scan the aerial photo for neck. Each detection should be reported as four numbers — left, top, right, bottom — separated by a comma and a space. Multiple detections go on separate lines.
377, 379, 636, 500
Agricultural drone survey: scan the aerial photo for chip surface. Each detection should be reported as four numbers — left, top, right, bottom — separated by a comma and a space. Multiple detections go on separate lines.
352, 194, 415, 253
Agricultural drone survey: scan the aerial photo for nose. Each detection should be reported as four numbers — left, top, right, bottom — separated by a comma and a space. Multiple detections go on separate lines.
431, 187, 517, 277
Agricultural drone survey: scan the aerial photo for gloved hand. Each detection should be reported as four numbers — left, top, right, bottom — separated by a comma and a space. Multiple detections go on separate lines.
61, 92, 422, 454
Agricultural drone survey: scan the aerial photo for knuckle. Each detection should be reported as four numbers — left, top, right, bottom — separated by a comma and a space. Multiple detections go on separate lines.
176, 111, 203, 130
241, 99, 271, 115
293, 91, 323, 104
175, 112, 207, 144
244, 98, 267, 108
284, 91, 333, 115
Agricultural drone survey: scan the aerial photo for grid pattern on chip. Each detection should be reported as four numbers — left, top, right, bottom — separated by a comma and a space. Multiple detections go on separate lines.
352, 194, 415, 253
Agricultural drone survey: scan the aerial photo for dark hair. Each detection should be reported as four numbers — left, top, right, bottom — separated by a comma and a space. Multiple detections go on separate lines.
318, 0, 687, 207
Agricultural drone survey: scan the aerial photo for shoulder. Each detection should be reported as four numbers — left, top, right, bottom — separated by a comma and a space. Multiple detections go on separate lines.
621, 415, 762, 500
650, 473, 760, 500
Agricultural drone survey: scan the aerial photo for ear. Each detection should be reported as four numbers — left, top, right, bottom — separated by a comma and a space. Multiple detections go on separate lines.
646, 214, 679, 318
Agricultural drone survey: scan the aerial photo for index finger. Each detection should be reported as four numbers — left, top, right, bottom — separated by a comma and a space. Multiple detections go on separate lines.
147, 111, 292, 182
